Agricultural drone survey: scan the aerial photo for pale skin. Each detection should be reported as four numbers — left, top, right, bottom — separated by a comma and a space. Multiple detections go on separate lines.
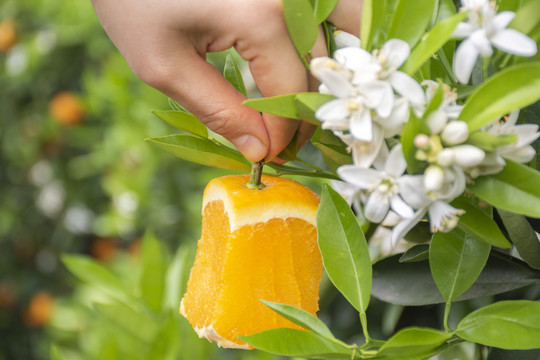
91, 0, 362, 162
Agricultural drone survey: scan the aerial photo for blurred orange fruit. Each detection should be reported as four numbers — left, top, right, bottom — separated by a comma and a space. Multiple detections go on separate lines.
90, 237, 119, 262
49, 92, 84, 125
0, 19, 17, 52
23, 291, 54, 327
180, 175, 322, 349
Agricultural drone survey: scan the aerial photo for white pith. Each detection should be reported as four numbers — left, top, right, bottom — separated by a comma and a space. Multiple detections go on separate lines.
180, 298, 251, 350
202, 185, 318, 232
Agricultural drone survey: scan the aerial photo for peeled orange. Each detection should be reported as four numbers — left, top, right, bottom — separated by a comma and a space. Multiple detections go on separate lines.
180, 174, 322, 349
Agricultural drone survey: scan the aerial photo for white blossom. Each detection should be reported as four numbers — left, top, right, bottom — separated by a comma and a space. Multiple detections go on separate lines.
453, 0, 537, 84
337, 144, 414, 223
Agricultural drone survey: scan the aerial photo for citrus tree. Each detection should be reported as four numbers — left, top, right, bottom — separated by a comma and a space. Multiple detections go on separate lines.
140, 0, 540, 359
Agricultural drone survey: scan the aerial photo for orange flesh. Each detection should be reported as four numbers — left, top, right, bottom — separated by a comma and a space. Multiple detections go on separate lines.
181, 175, 322, 348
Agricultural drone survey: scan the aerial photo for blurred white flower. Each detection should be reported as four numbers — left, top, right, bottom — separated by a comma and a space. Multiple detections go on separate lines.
36, 180, 65, 218
64, 205, 94, 234
453, 0, 537, 83
337, 144, 414, 223
334, 30, 361, 49
472, 110, 540, 176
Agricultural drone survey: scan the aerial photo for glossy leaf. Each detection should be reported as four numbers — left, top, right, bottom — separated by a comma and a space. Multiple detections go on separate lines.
399, 244, 430, 263
94, 303, 160, 344
240, 328, 353, 358
387, 0, 437, 48
278, 131, 298, 161
282, 0, 319, 57
457, 300, 540, 349
317, 185, 372, 313
401, 12, 467, 75
466, 132, 517, 152
372, 252, 540, 306
377, 327, 451, 358
140, 231, 167, 312
296, 92, 335, 124
223, 50, 246, 96
310, 0, 339, 24
498, 209, 540, 270
145, 135, 250, 171
244, 94, 300, 119
488, 348, 540, 360
151, 110, 208, 138
452, 197, 511, 249
164, 243, 196, 311
261, 301, 336, 340
509, 0, 540, 36
313, 143, 352, 172
460, 63, 540, 131
50, 346, 62, 360
468, 160, 540, 218
62, 255, 128, 301
361, 0, 388, 51
401, 111, 422, 173
430, 228, 491, 302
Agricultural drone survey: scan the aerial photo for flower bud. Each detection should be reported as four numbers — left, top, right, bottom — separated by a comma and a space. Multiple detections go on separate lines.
414, 134, 430, 150
437, 148, 455, 167
452, 145, 486, 168
441, 121, 469, 145
427, 109, 448, 134
424, 165, 445, 192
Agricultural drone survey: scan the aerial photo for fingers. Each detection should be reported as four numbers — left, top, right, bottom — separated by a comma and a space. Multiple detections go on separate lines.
161, 49, 271, 162
327, 0, 363, 35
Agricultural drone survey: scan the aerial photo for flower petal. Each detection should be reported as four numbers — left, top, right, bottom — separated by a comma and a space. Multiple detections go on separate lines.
390, 195, 415, 219
335, 47, 373, 71
389, 71, 425, 105
391, 208, 427, 247
491, 11, 515, 31
379, 97, 410, 138
316, 99, 349, 123
359, 81, 394, 117
469, 29, 493, 57
452, 22, 476, 38
399, 175, 431, 208
381, 39, 410, 69
351, 126, 385, 168
338, 165, 382, 189
365, 192, 390, 223
334, 31, 361, 49
384, 143, 407, 177
350, 108, 373, 141
491, 29, 538, 57
453, 38, 480, 84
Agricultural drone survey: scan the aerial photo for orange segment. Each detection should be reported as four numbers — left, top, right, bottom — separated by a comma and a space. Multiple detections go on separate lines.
180, 175, 322, 349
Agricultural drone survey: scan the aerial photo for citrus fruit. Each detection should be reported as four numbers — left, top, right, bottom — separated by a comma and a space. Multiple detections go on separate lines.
49, 92, 84, 125
180, 174, 322, 349
0, 19, 17, 52
23, 291, 54, 327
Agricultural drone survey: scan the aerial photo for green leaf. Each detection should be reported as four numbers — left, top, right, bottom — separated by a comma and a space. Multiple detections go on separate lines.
430, 228, 491, 302
62, 255, 128, 300
509, 0, 540, 36
146, 134, 250, 171
94, 302, 160, 344
377, 327, 451, 358
460, 62, 540, 131
140, 231, 167, 312
498, 209, 540, 270
317, 185, 372, 313
488, 348, 540, 360
168, 98, 187, 112
466, 131, 517, 152
282, 0, 319, 57
401, 12, 467, 75
401, 111, 422, 173
240, 328, 353, 358
468, 160, 540, 218
451, 197, 511, 249
223, 50, 247, 96
151, 110, 208, 138
243, 94, 301, 119
261, 301, 337, 341
278, 131, 298, 161
399, 244, 430, 263
145, 315, 179, 360
372, 252, 540, 306
313, 142, 352, 172
310, 0, 339, 24
457, 300, 540, 349
50, 345, 62, 360
296, 92, 335, 124
164, 243, 196, 311
387, 0, 437, 48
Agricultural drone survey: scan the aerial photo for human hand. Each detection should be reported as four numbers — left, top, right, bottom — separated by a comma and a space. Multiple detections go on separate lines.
91, 0, 361, 162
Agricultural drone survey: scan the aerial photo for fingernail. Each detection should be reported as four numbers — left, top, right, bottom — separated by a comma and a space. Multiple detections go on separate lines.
236, 134, 267, 162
